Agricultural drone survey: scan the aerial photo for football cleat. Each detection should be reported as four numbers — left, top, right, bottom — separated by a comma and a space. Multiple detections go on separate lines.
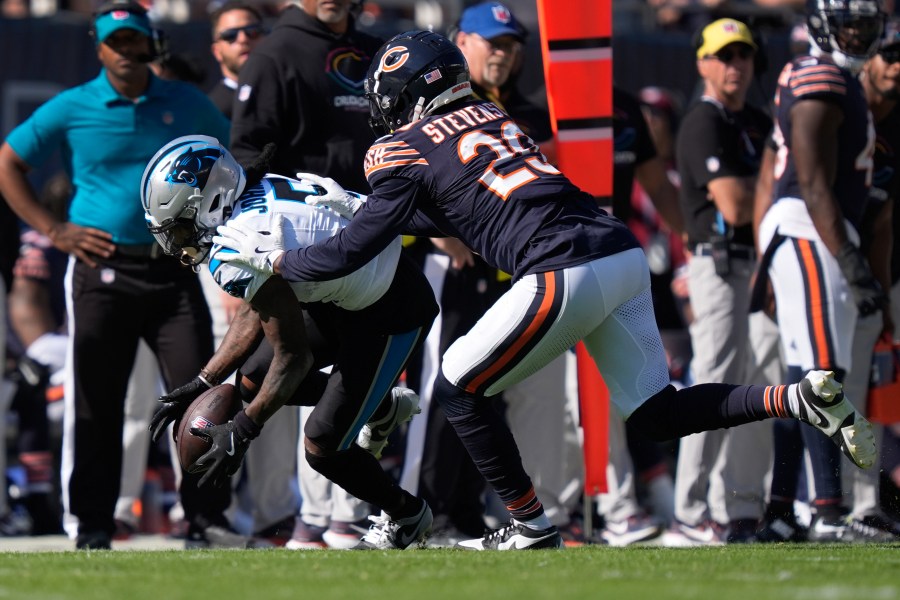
807, 514, 848, 543
795, 370, 876, 470
756, 512, 808, 543
457, 521, 564, 551
357, 387, 421, 459
354, 501, 432, 550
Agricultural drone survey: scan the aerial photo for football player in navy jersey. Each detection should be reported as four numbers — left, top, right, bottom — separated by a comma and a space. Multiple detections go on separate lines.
215, 30, 878, 550
141, 136, 439, 550
756, 0, 889, 541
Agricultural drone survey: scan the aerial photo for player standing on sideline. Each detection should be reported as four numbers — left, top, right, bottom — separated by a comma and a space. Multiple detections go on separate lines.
141, 135, 438, 550
755, 0, 891, 542
0, 0, 233, 549
215, 30, 878, 550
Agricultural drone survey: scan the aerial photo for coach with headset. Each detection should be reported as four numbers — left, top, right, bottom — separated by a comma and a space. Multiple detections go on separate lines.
0, 0, 232, 550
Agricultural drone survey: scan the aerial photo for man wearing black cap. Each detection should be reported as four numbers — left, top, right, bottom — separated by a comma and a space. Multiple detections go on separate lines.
0, 0, 234, 549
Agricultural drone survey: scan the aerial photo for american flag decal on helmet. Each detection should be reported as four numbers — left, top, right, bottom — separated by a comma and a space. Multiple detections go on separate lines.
424, 68, 443, 84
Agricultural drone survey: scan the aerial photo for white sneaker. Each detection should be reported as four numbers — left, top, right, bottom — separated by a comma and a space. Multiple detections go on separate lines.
357, 387, 421, 459
796, 370, 876, 469
457, 520, 564, 550
601, 514, 664, 547
354, 501, 432, 550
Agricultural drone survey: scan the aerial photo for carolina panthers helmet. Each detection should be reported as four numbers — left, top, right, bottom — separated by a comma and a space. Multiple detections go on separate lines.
364, 30, 472, 136
140, 135, 246, 267
807, 0, 885, 73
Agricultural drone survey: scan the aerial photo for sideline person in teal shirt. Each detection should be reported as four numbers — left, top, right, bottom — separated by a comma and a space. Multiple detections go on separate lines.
0, 0, 235, 551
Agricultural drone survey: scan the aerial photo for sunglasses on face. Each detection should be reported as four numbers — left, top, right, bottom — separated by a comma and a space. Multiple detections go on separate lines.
216, 24, 265, 44
705, 45, 754, 64
879, 47, 900, 64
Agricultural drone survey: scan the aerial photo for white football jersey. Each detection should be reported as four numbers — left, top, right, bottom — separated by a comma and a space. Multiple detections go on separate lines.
209, 175, 401, 310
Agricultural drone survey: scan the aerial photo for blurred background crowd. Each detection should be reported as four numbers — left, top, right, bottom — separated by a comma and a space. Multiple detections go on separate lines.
0, 0, 899, 549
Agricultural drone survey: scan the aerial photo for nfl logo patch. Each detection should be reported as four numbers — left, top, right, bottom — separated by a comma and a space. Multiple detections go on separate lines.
101, 268, 115, 284
424, 69, 442, 84
191, 416, 214, 430
111, 10, 130, 20
238, 84, 252, 102
492, 5, 512, 23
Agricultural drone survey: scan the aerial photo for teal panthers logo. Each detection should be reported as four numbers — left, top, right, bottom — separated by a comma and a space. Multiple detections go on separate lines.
167, 146, 222, 189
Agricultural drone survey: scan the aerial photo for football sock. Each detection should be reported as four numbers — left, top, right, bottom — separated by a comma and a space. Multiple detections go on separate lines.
514, 513, 552, 531
505, 487, 547, 526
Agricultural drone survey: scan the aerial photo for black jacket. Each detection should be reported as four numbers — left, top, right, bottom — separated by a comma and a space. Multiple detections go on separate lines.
207, 78, 236, 120
229, 6, 383, 191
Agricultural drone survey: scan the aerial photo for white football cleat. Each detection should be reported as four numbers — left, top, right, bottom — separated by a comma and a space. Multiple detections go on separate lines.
354, 501, 432, 550
457, 520, 564, 550
357, 387, 420, 459
796, 370, 876, 470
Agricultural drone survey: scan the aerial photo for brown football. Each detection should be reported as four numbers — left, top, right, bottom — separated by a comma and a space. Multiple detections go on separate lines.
176, 383, 242, 473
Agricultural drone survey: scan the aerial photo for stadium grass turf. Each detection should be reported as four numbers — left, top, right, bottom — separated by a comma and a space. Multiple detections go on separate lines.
0, 544, 897, 600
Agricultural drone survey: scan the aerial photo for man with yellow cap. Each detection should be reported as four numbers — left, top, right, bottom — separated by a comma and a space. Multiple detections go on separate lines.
665, 18, 774, 546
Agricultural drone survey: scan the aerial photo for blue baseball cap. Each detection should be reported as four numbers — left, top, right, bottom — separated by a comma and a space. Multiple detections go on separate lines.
459, 2, 525, 42
94, 7, 152, 43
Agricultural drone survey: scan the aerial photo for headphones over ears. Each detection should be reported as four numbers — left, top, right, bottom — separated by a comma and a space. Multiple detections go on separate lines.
691, 20, 768, 77
89, 0, 162, 63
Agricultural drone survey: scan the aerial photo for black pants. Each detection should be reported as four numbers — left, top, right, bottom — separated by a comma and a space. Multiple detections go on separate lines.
65, 254, 228, 536
403, 243, 507, 536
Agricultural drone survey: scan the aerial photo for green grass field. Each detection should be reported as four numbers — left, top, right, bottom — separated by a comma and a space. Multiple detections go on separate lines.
0, 544, 897, 600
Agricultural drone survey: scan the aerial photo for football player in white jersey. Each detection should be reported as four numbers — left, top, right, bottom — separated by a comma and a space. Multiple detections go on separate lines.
140, 135, 439, 549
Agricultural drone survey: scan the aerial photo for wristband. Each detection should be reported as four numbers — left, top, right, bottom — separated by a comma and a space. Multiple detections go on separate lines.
198, 368, 220, 387
233, 409, 262, 441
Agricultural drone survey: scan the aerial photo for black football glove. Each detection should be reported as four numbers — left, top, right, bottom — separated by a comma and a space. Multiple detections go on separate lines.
191, 410, 261, 488
835, 242, 887, 317
149, 376, 211, 443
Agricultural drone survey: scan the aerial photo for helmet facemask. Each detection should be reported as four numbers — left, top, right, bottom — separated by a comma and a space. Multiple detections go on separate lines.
141, 135, 244, 268
808, 0, 885, 73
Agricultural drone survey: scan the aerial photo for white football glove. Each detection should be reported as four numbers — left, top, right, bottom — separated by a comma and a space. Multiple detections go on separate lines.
211, 217, 286, 277
296, 172, 367, 219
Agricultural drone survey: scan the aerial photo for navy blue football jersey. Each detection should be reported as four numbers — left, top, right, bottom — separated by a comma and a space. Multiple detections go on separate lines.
771, 55, 875, 228
280, 99, 638, 283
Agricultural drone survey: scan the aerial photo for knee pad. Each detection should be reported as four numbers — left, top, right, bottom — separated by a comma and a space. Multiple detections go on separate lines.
625, 385, 678, 442
434, 370, 482, 419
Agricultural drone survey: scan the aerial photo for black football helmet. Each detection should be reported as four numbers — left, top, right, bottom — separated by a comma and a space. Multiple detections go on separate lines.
365, 30, 472, 136
807, 0, 885, 72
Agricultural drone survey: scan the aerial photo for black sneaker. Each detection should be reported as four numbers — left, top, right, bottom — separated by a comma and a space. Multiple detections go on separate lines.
808, 513, 849, 543
354, 500, 433, 550
76, 530, 112, 550
186, 523, 272, 549
845, 516, 900, 543
458, 521, 564, 550
756, 512, 808, 543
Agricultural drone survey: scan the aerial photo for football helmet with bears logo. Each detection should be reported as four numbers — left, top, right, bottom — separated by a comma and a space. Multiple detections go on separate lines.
807, 0, 885, 73
364, 30, 472, 137
140, 135, 246, 267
